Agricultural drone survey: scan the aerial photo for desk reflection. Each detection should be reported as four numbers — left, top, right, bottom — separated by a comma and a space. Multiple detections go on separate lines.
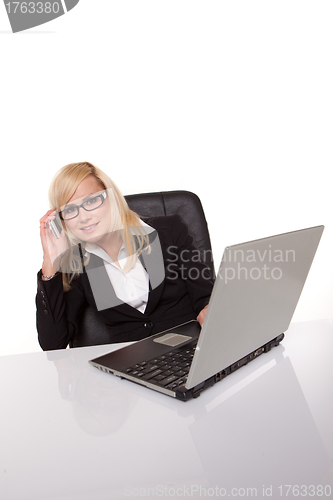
48, 349, 139, 436
46, 341, 331, 498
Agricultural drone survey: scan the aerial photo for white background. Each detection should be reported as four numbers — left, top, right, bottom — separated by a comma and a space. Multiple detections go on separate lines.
0, 1, 332, 355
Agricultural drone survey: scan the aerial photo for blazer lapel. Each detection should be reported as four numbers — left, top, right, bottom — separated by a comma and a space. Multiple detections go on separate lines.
138, 229, 166, 315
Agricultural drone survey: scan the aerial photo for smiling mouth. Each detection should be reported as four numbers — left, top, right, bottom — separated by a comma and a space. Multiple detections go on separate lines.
80, 223, 99, 232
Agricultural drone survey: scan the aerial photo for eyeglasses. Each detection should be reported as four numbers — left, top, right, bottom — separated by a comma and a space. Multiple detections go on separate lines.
59, 191, 107, 220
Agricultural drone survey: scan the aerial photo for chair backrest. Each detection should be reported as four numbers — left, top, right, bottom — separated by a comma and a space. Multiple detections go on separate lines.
71, 190, 214, 348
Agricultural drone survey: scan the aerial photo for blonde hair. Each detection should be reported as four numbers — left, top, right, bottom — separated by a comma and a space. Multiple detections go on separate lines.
48, 162, 150, 291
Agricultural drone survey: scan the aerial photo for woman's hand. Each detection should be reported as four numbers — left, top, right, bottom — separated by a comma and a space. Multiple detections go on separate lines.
40, 210, 68, 276
197, 304, 209, 327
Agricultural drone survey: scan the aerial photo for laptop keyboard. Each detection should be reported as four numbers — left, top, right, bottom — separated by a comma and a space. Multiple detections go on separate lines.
125, 342, 197, 390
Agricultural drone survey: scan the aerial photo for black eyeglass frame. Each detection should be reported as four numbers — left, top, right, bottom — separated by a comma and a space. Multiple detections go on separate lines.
59, 191, 108, 221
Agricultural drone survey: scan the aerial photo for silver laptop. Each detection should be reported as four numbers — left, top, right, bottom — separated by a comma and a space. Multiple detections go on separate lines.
89, 225, 324, 401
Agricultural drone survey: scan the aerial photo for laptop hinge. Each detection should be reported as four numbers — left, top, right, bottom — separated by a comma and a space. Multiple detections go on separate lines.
264, 333, 285, 352
192, 382, 205, 398
174, 381, 205, 401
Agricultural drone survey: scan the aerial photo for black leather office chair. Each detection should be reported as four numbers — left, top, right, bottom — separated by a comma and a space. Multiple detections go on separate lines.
71, 190, 214, 348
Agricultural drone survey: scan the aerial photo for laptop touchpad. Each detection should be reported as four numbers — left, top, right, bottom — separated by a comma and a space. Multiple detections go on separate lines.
153, 333, 192, 347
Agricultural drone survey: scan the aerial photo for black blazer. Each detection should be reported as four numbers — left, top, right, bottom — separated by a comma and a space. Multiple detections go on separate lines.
36, 215, 214, 350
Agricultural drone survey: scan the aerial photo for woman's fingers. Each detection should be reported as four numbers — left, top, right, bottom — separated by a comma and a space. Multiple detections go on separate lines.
40, 209, 56, 223
40, 210, 67, 271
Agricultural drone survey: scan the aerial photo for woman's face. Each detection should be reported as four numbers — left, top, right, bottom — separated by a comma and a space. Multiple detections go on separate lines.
62, 174, 111, 244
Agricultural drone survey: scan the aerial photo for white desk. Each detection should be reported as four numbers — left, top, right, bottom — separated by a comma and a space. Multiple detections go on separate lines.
1, 320, 333, 500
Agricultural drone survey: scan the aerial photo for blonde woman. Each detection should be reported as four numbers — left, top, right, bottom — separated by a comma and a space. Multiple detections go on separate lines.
37, 162, 213, 350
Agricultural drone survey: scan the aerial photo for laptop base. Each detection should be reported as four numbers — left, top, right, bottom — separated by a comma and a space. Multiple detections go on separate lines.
175, 333, 284, 401
90, 331, 284, 402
